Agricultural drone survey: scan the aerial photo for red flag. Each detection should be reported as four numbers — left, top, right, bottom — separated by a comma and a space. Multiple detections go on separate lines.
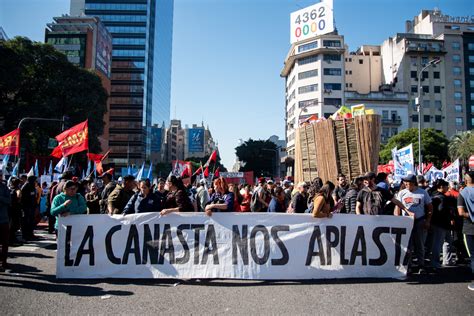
214, 167, 220, 178
442, 160, 451, 169
422, 162, 433, 175
50, 145, 63, 158
204, 166, 209, 178
104, 168, 114, 175
55, 120, 88, 157
209, 150, 217, 164
181, 163, 192, 179
95, 161, 103, 175
87, 153, 104, 162
0, 128, 20, 156
193, 166, 202, 176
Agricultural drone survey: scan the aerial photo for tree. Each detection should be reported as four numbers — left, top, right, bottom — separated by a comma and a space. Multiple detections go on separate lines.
186, 154, 227, 173
235, 139, 277, 177
0, 37, 108, 158
448, 131, 474, 162
379, 128, 449, 166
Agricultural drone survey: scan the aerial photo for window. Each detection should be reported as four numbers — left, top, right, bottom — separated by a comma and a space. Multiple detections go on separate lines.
322, 40, 341, 47
359, 59, 363, 64
323, 54, 341, 61
422, 86, 429, 93
298, 55, 318, 65
454, 92, 462, 100
411, 71, 417, 79
345, 70, 353, 75
424, 115, 430, 122
422, 71, 428, 79
469, 43, 474, 50
112, 38, 146, 45
85, 3, 147, 10
412, 115, 419, 122
455, 104, 463, 112
382, 110, 389, 119
455, 117, 463, 126
434, 71, 440, 79
422, 57, 429, 65
453, 67, 461, 75
298, 41, 318, 52
454, 80, 462, 89
96, 15, 147, 22
471, 80, 474, 88
470, 68, 474, 75
298, 69, 318, 80
411, 85, 418, 93
298, 84, 318, 94
411, 56, 417, 66
423, 100, 430, 108
452, 54, 461, 62
299, 99, 319, 108
382, 127, 389, 138
324, 83, 342, 90
112, 50, 146, 57
107, 26, 147, 33
435, 100, 442, 109
452, 42, 461, 50
391, 128, 398, 136
472, 105, 474, 113
323, 68, 342, 76
324, 98, 342, 106
469, 55, 474, 63
434, 86, 441, 93
287, 76, 295, 90
435, 115, 442, 123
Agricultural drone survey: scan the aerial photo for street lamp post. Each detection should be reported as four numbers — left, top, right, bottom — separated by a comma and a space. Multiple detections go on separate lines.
415, 58, 440, 174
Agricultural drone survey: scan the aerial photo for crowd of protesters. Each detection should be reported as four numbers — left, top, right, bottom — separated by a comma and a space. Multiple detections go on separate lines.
0, 168, 473, 290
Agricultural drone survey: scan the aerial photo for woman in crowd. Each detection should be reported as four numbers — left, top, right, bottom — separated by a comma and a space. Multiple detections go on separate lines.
160, 176, 194, 215
344, 177, 364, 214
268, 186, 287, 213
239, 184, 252, 212
312, 181, 335, 218
228, 183, 242, 212
85, 182, 100, 214
50, 180, 87, 232
204, 177, 234, 216
123, 179, 162, 215
305, 177, 324, 213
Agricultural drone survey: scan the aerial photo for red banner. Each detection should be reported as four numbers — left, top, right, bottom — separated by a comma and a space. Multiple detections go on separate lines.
50, 145, 63, 158
56, 120, 88, 157
0, 128, 20, 156
87, 153, 104, 162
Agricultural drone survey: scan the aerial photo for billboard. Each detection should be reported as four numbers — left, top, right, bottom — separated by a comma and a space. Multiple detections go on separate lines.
290, 0, 334, 44
188, 128, 204, 153
95, 22, 112, 78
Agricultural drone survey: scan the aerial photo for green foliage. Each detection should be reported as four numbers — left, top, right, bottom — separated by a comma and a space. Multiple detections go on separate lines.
186, 154, 227, 172
154, 162, 172, 179
235, 139, 277, 177
0, 37, 108, 156
448, 131, 474, 162
379, 128, 449, 166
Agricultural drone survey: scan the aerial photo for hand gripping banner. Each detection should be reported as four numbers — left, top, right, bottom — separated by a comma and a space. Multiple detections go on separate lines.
57, 213, 413, 280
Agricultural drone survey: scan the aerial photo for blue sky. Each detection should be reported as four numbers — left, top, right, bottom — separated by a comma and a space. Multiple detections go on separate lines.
1, 0, 472, 169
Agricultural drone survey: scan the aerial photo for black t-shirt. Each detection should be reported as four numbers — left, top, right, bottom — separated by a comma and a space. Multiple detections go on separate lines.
292, 192, 308, 213
356, 186, 393, 215
431, 192, 454, 230
457, 193, 474, 235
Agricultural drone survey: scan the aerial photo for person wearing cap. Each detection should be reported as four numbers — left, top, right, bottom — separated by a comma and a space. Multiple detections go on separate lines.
356, 172, 411, 216
396, 174, 433, 273
0, 169, 11, 271
457, 171, 474, 291
108, 175, 136, 215
98, 172, 115, 214
50, 180, 87, 231
20, 175, 38, 241
195, 179, 209, 212
430, 178, 456, 270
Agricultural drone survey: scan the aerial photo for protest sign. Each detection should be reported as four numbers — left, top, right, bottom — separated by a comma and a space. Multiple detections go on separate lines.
57, 213, 413, 280
443, 159, 460, 183
392, 144, 414, 183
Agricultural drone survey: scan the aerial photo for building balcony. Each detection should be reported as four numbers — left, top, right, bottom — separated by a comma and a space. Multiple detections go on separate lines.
382, 116, 402, 126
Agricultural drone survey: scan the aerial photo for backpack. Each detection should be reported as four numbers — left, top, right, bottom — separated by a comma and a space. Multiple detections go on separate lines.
361, 188, 384, 215
250, 190, 261, 212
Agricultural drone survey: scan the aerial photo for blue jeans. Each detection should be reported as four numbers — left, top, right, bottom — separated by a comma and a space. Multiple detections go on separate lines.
431, 225, 455, 268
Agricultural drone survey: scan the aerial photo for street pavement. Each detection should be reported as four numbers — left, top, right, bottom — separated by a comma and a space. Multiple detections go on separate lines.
1, 225, 473, 315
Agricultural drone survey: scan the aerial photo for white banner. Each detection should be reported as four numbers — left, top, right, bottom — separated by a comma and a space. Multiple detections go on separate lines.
57, 213, 413, 280
392, 144, 415, 183
442, 159, 460, 183
425, 166, 444, 184
290, 0, 334, 44
220, 172, 244, 178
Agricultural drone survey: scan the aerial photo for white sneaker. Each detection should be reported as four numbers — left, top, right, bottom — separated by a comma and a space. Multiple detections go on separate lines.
468, 283, 474, 291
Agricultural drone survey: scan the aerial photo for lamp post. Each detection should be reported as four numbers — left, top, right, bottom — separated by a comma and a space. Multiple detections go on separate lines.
415, 58, 441, 174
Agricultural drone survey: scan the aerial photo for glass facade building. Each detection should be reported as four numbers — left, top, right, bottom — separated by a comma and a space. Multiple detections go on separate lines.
71, 0, 173, 165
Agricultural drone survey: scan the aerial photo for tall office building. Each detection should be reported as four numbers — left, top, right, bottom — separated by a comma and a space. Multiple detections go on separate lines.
281, 33, 345, 172
70, 0, 173, 168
